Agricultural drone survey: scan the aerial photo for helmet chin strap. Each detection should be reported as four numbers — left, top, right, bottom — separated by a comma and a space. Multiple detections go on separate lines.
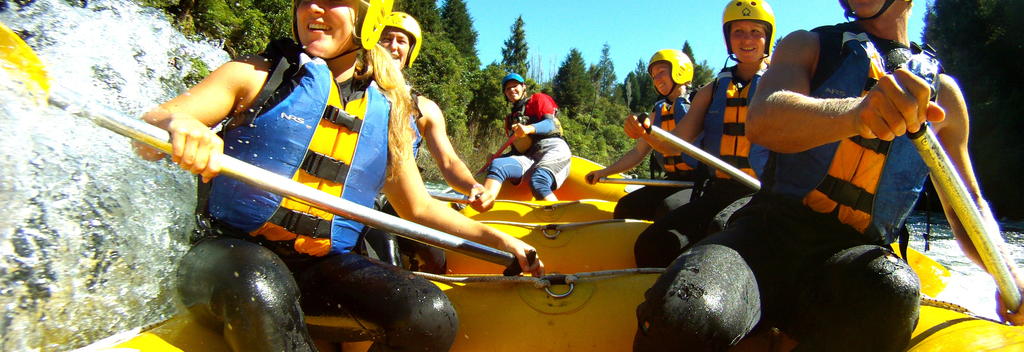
845, 0, 902, 21
323, 45, 360, 61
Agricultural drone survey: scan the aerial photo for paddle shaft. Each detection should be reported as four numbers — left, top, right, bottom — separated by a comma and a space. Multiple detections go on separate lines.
430, 191, 471, 204
474, 134, 517, 176
910, 126, 1021, 311
645, 124, 761, 191
47, 90, 519, 270
598, 177, 694, 188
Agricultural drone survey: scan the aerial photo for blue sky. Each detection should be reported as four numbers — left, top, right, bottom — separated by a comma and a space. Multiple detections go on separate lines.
462, 0, 930, 82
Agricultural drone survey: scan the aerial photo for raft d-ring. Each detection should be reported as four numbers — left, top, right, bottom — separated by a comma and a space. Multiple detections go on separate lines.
544, 282, 575, 298
542, 227, 562, 239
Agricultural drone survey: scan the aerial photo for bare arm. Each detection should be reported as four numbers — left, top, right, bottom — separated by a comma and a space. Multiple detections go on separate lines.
585, 141, 652, 184
929, 74, 1024, 323
749, 30, 944, 153
626, 86, 710, 155
746, 30, 861, 152
416, 96, 479, 195
383, 148, 543, 276
135, 58, 268, 182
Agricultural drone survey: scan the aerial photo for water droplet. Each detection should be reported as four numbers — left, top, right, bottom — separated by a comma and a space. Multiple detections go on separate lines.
233, 271, 239, 278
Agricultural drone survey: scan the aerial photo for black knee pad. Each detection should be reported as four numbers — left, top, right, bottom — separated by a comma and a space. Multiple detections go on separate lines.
790, 245, 920, 352
635, 244, 760, 351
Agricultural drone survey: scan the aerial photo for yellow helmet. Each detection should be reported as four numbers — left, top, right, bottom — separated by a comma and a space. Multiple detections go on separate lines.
383, 12, 423, 68
722, 0, 776, 57
647, 49, 694, 86
291, 0, 394, 51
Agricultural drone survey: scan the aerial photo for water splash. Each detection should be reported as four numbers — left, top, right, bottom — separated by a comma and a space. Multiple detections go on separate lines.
0, 0, 228, 350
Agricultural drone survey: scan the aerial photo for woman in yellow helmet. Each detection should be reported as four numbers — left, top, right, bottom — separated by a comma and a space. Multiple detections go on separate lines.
624, 0, 773, 268
134, 0, 543, 350
584, 49, 699, 221
366, 11, 490, 272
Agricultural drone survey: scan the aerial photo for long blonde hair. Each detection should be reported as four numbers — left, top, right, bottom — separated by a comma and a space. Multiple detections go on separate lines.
355, 44, 414, 182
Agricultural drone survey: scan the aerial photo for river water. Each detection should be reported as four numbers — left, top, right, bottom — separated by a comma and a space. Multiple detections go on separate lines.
0, 0, 1022, 350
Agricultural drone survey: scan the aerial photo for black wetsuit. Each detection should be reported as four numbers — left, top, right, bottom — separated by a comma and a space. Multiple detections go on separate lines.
179, 226, 458, 351
633, 22, 924, 351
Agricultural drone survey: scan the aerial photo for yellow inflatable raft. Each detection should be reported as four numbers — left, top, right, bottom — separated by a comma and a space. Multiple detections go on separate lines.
494, 156, 630, 202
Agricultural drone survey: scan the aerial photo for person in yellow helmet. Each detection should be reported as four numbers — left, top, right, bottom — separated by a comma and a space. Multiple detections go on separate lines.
133, 0, 543, 350
584, 49, 700, 221
622, 1, 772, 269
367, 11, 490, 272
635, 0, 1024, 350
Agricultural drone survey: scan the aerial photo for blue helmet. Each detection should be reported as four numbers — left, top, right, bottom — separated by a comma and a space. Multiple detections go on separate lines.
501, 73, 525, 88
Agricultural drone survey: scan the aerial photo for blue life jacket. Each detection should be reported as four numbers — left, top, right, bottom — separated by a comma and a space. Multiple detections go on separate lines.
208, 50, 391, 257
765, 24, 937, 243
703, 66, 770, 180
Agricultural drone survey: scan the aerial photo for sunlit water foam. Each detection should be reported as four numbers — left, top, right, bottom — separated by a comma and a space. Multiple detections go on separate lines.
1, 0, 227, 349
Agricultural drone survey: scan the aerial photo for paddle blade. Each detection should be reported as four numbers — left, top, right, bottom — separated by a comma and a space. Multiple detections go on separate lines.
0, 23, 50, 102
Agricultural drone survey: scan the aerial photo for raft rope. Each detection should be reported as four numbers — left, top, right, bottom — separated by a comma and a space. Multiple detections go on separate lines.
478, 219, 649, 239
414, 267, 666, 290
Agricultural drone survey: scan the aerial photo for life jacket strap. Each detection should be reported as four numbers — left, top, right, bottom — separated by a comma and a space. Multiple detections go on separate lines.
864, 77, 878, 92
268, 207, 332, 239
849, 136, 891, 154
725, 97, 748, 107
301, 151, 350, 183
322, 105, 362, 132
720, 155, 752, 170
723, 123, 746, 136
817, 175, 875, 214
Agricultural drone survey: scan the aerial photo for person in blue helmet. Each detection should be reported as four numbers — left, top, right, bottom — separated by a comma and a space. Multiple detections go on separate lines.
478, 73, 572, 210
634, 0, 1024, 351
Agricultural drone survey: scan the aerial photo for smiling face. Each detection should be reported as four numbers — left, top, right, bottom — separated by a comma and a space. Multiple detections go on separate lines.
649, 61, 674, 97
294, 0, 357, 59
379, 28, 411, 68
504, 81, 526, 102
727, 20, 768, 64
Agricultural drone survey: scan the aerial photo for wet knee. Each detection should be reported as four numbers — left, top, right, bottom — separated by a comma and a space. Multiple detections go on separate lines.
635, 245, 760, 351
381, 283, 458, 350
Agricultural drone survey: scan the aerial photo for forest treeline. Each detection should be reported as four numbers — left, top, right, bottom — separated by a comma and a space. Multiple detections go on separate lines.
142, 0, 1024, 219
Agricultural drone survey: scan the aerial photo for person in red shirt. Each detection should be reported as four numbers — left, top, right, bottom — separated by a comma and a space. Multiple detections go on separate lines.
479, 73, 572, 210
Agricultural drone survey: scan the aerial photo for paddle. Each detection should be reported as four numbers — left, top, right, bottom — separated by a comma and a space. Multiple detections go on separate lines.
474, 134, 516, 176
909, 126, 1021, 311
429, 191, 470, 204
635, 112, 761, 191
597, 177, 694, 188
0, 24, 525, 275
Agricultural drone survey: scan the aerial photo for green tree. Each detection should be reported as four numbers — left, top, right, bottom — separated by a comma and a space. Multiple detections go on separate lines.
440, 0, 480, 69
924, 0, 1024, 218
682, 41, 715, 88
624, 60, 658, 113
501, 16, 529, 76
142, 0, 289, 57
592, 43, 617, 98
553, 48, 595, 114
395, 0, 442, 35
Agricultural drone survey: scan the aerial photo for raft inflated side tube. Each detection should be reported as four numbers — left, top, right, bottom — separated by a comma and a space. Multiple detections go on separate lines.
445, 220, 650, 275
495, 156, 630, 201
460, 199, 617, 223
909, 126, 1022, 312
